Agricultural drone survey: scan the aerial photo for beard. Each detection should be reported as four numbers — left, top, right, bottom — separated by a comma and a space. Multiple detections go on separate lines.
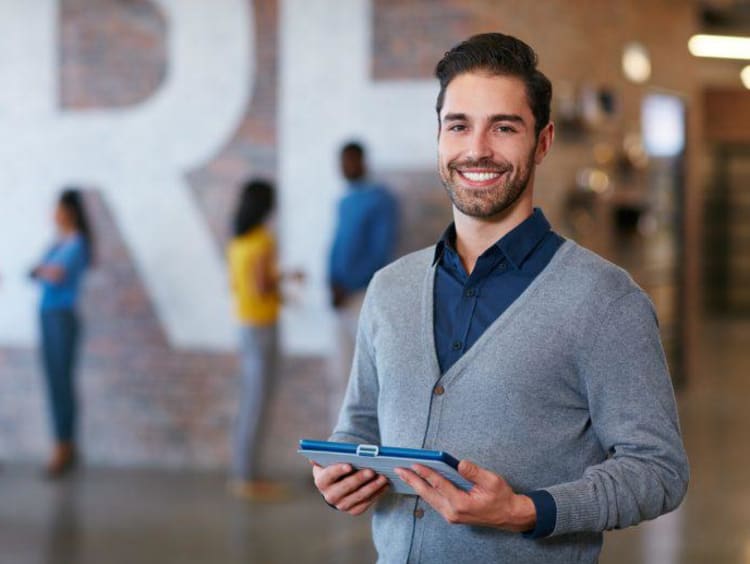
439, 151, 536, 219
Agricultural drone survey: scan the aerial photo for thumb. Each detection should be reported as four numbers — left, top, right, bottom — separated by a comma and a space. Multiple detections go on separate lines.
458, 459, 482, 482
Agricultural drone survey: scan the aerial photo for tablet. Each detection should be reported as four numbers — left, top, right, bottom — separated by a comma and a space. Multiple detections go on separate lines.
298, 439, 473, 495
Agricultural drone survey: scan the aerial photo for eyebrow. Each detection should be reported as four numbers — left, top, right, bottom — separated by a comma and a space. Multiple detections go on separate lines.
442, 112, 526, 125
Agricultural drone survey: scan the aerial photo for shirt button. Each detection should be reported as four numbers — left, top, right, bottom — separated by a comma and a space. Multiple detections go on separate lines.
452, 340, 462, 351
434, 384, 445, 396
498, 263, 507, 271
464, 288, 476, 297
414, 508, 424, 519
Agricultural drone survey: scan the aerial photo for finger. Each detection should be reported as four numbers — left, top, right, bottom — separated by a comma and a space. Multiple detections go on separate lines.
395, 467, 448, 511
313, 462, 350, 482
324, 469, 378, 504
458, 460, 497, 490
337, 475, 389, 512
346, 484, 390, 516
411, 464, 464, 504
336, 475, 387, 511
314, 463, 353, 489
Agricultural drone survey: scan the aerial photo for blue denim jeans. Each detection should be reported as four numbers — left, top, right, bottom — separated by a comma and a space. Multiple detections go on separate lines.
40, 309, 80, 442
232, 324, 278, 481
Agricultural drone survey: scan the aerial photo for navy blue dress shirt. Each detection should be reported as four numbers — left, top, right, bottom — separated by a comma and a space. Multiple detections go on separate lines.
432, 207, 564, 539
329, 180, 398, 292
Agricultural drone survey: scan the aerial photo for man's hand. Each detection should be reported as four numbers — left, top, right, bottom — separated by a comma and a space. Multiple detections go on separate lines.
311, 461, 389, 515
395, 460, 536, 532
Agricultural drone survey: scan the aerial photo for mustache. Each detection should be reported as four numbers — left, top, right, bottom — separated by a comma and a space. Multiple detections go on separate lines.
448, 158, 511, 172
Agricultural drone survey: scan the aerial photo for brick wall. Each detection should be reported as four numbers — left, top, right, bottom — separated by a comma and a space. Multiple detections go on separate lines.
0, 0, 702, 474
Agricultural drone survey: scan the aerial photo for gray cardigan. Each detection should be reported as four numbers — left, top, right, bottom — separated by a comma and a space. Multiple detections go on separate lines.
331, 239, 689, 564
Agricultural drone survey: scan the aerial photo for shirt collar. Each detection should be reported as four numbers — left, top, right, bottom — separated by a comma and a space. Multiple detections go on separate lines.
497, 208, 551, 269
432, 223, 456, 266
432, 208, 551, 270
347, 178, 375, 191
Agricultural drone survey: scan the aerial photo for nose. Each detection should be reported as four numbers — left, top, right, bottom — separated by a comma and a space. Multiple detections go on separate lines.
467, 130, 493, 161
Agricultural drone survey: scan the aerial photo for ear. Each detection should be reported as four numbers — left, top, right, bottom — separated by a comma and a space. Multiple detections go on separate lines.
534, 121, 555, 165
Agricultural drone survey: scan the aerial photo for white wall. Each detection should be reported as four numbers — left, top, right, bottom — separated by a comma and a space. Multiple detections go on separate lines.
0, 0, 251, 351
0, 0, 440, 355
279, 0, 438, 353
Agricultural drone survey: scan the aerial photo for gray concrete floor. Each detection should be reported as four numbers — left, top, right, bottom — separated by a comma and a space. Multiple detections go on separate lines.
0, 466, 375, 564
1, 318, 748, 564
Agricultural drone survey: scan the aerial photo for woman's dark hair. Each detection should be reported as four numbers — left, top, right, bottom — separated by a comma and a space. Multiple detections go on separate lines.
59, 188, 95, 265
435, 33, 552, 138
233, 179, 275, 237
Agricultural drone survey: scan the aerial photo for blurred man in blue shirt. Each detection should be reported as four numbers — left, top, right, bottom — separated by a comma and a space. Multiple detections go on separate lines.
328, 141, 398, 425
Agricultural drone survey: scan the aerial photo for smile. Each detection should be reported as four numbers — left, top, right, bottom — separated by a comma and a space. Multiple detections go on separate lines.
456, 169, 506, 185
460, 171, 500, 181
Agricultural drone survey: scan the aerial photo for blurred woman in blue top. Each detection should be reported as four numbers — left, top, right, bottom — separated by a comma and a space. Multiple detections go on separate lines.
31, 189, 94, 478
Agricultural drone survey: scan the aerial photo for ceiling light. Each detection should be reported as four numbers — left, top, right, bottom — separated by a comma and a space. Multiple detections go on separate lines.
642, 94, 685, 158
622, 43, 651, 83
741, 65, 750, 88
688, 34, 750, 60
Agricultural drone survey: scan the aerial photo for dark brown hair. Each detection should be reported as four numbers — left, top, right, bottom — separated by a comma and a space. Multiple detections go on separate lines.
60, 188, 95, 265
435, 33, 552, 137
233, 179, 275, 237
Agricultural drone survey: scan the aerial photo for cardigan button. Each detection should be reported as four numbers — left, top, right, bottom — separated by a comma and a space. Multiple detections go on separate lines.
434, 385, 445, 396
414, 508, 425, 519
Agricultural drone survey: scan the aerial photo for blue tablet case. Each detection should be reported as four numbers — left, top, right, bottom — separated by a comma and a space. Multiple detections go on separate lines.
298, 439, 473, 495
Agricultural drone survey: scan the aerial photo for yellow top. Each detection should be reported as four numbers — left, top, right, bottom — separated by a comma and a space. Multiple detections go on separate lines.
227, 226, 280, 326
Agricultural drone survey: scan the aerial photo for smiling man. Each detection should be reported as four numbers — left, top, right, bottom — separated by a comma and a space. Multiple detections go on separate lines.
312, 33, 689, 563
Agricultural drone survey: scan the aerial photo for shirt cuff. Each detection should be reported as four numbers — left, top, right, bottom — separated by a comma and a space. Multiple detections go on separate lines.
522, 490, 557, 539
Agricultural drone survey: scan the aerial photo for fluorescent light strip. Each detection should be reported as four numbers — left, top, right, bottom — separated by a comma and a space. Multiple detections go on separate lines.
688, 34, 750, 60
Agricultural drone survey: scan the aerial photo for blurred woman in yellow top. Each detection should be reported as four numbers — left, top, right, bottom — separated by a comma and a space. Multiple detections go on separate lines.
228, 216, 281, 327
227, 179, 288, 500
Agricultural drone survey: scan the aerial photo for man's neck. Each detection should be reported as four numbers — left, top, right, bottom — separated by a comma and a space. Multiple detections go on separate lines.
347, 175, 368, 189
453, 199, 533, 275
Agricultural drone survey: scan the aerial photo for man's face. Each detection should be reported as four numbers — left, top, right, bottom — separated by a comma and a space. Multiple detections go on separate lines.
437, 72, 553, 219
341, 149, 365, 181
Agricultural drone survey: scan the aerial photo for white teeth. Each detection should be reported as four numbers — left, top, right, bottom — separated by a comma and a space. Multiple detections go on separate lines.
461, 171, 501, 182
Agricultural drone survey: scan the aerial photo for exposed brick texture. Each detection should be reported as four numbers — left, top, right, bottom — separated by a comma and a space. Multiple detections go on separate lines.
60, 0, 167, 109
